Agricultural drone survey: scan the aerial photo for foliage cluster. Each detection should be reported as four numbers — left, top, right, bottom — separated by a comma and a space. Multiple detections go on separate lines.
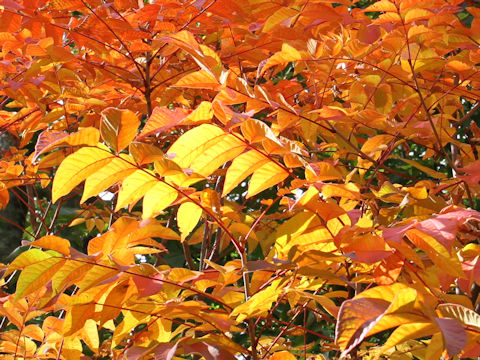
1, 0, 480, 359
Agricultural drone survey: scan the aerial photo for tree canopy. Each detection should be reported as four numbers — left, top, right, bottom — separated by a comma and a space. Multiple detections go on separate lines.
1, 0, 480, 359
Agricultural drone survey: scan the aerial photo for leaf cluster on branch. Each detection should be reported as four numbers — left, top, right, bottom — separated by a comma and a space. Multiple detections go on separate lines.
1, 0, 480, 359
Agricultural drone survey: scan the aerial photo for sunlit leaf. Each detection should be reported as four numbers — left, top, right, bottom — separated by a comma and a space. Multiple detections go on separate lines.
115, 169, 158, 211
168, 124, 246, 177
247, 160, 289, 198
136, 107, 188, 139
231, 280, 281, 322
52, 145, 114, 203
173, 69, 220, 89
379, 322, 437, 356
100, 108, 140, 153
33, 127, 100, 161
16, 257, 65, 299
177, 201, 203, 241
30, 235, 70, 256
143, 182, 178, 219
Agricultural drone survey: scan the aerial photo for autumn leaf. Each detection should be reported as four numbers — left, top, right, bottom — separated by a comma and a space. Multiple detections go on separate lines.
177, 201, 203, 241
100, 108, 140, 153
52, 145, 115, 203
3, 0, 480, 358
167, 124, 246, 178
33, 127, 100, 161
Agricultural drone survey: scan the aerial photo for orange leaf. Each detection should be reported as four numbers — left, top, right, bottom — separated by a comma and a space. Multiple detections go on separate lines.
33, 127, 100, 162
100, 108, 140, 153
173, 69, 220, 90
0, 188, 9, 210
270, 351, 297, 360
30, 236, 71, 256
136, 107, 187, 140
404, 8, 434, 23
364, 0, 397, 12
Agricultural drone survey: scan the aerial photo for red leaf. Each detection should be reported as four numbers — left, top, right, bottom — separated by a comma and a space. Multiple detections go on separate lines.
459, 161, 480, 184
126, 342, 178, 360
336, 297, 390, 357
183, 342, 236, 360
415, 208, 480, 250
132, 273, 164, 298
382, 221, 417, 243
434, 317, 467, 358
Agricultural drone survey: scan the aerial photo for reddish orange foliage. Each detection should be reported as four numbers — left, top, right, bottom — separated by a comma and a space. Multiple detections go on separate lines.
0, 0, 480, 359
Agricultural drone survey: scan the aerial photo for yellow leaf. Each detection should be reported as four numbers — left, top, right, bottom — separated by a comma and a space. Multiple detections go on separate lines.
374, 84, 393, 113
115, 169, 158, 211
356, 283, 409, 302
305, 162, 343, 182
30, 235, 70, 256
407, 228, 465, 278
100, 108, 140, 153
223, 150, 268, 196
64, 303, 95, 336
425, 333, 444, 360
23, 324, 44, 342
62, 336, 83, 359
183, 101, 214, 124
231, 280, 281, 322
16, 257, 65, 300
81, 154, 136, 203
8, 249, 54, 273
142, 182, 178, 219
392, 156, 446, 179
248, 160, 289, 198
52, 260, 92, 293
81, 319, 99, 352
288, 289, 339, 318
112, 309, 149, 347
168, 124, 246, 177
438, 303, 480, 331
77, 265, 120, 292
52, 145, 114, 203
321, 183, 361, 200
349, 82, 368, 106
360, 135, 392, 155
260, 43, 304, 75
129, 142, 164, 165
241, 119, 281, 145
178, 201, 203, 241
379, 322, 437, 356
